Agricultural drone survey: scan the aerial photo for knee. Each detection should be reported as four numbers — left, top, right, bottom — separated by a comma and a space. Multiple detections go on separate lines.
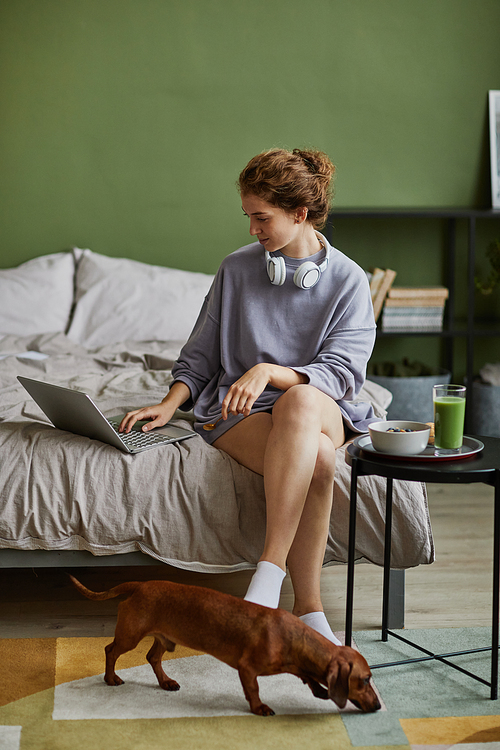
273, 384, 322, 424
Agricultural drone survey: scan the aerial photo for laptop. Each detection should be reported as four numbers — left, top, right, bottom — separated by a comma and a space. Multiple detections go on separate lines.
17, 376, 197, 454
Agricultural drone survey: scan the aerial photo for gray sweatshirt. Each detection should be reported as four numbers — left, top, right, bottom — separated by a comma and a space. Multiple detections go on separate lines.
171, 234, 377, 443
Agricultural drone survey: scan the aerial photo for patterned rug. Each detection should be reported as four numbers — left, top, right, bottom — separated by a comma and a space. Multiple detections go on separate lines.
0, 628, 499, 749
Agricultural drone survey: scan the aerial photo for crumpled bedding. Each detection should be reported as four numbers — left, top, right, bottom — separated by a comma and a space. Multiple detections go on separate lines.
0, 332, 434, 572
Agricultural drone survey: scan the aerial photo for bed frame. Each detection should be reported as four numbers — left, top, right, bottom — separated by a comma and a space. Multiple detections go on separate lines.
0, 548, 406, 629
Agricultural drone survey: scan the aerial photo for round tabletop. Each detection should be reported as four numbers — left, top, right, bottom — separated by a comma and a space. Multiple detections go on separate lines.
346, 434, 500, 485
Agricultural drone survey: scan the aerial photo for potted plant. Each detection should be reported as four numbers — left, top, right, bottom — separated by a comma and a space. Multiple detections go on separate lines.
475, 239, 500, 295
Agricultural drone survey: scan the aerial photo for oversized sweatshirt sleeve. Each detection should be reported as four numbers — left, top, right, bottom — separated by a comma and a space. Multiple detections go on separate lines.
170, 276, 222, 411
292, 270, 376, 402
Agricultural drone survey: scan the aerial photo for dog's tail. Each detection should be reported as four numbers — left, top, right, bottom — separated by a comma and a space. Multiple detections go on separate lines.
69, 575, 140, 601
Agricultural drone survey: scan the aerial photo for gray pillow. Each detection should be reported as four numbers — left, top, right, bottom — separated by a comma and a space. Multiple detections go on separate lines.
67, 249, 214, 347
0, 252, 75, 335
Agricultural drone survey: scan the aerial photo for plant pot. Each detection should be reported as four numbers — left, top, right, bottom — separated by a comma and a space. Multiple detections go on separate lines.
368, 369, 451, 422
470, 381, 500, 437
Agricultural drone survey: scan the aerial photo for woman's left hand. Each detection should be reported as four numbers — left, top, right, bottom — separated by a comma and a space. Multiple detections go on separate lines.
221, 363, 272, 419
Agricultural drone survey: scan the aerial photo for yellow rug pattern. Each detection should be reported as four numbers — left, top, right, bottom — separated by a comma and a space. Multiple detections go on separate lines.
0, 636, 499, 749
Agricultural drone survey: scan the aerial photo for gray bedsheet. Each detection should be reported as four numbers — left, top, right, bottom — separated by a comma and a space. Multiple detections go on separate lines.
0, 333, 434, 572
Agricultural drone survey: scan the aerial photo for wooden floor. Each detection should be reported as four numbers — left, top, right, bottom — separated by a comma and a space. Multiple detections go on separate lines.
0, 482, 496, 639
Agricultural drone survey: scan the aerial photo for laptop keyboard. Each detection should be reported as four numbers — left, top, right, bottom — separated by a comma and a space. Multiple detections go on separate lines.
108, 419, 173, 450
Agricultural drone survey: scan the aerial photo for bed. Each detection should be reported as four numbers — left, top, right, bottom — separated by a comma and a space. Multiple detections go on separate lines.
0, 248, 434, 581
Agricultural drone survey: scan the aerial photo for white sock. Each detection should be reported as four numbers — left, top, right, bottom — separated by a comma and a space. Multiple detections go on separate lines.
244, 561, 286, 608
300, 611, 342, 646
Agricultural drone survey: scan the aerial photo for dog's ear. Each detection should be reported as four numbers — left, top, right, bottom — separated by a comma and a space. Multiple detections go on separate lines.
326, 657, 352, 708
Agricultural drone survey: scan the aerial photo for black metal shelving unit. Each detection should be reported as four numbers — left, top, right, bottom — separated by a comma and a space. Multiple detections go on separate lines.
325, 208, 500, 426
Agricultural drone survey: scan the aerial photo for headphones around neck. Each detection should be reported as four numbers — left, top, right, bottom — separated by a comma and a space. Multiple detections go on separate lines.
265, 241, 330, 290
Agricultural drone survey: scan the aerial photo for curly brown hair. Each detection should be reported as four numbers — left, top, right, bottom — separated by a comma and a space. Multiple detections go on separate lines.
237, 148, 335, 229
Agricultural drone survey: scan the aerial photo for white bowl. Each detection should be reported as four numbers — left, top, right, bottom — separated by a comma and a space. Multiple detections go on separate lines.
368, 420, 431, 455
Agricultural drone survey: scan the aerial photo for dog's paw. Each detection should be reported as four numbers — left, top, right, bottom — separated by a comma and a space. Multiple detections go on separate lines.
160, 679, 181, 691
105, 674, 124, 686
252, 703, 275, 717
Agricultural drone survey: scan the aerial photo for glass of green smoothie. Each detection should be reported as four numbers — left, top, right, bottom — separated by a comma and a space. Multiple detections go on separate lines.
433, 384, 466, 451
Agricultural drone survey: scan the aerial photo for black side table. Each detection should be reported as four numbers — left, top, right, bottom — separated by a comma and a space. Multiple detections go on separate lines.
345, 435, 500, 699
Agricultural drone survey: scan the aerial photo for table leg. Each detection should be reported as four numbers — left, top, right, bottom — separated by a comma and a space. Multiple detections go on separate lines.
382, 476, 394, 642
345, 458, 359, 647
491, 470, 500, 700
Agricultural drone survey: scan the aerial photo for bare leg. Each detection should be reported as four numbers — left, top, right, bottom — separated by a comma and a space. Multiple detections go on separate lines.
286, 432, 337, 616
213, 385, 344, 616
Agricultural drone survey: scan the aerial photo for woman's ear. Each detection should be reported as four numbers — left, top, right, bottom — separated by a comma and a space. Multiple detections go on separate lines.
294, 207, 308, 224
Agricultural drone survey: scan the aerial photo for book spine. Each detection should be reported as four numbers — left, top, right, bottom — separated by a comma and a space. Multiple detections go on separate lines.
384, 297, 447, 308
387, 286, 449, 300
372, 268, 397, 321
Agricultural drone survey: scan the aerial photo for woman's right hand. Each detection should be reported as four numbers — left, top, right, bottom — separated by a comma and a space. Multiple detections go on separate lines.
119, 381, 191, 434
119, 402, 176, 434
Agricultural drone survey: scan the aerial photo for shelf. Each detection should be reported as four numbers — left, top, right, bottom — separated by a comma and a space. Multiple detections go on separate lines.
467, 329, 500, 337
377, 329, 464, 338
330, 207, 500, 220
377, 322, 500, 338
324, 208, 500, 430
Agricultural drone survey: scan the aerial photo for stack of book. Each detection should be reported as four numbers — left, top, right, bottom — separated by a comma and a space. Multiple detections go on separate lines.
381, 286, 449, 332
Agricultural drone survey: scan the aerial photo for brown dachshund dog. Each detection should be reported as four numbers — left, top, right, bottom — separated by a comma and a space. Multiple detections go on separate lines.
70, 576, 380, 716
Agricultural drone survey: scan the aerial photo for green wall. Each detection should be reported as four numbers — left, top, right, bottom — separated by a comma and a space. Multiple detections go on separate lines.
2, 0, 500, 376
2, 0, 500, 275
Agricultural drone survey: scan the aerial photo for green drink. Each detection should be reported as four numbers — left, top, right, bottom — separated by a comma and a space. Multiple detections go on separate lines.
433, 384, 466, 450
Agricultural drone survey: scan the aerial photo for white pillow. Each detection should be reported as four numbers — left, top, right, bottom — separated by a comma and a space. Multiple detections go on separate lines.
0, 252, 75, 335
67, 249, 214, 348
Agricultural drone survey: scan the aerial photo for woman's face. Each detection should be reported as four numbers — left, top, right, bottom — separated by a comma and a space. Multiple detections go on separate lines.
241, 194, 304, 256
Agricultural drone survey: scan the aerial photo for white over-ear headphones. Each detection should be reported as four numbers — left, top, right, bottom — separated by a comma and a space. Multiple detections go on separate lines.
265, 241, 330, 290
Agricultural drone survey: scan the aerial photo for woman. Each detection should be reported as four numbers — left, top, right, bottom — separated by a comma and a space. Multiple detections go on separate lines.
120, 148, 377, 644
